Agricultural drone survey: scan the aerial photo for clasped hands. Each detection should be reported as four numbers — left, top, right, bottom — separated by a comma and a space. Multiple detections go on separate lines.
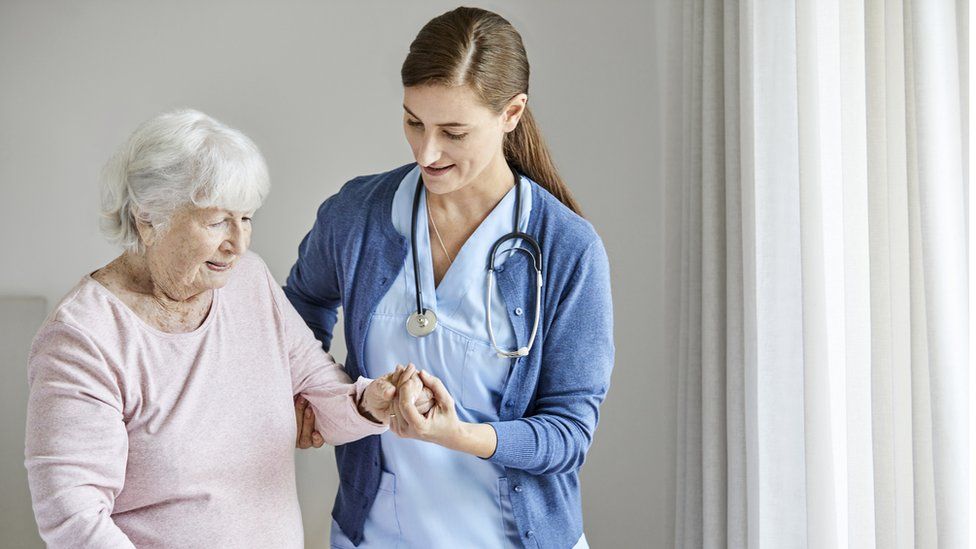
295, 363, 461, 449
360, 363, 462, 447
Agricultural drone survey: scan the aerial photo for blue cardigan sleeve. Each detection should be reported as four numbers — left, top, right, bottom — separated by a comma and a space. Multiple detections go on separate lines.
487, 238, 615, 475
284, 196, 342, 351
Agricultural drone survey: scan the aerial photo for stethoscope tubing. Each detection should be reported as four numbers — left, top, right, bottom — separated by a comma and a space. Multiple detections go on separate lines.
408, 165, 543, 357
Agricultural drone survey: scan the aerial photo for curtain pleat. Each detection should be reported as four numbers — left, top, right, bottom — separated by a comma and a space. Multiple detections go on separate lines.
667, 1, 970, 547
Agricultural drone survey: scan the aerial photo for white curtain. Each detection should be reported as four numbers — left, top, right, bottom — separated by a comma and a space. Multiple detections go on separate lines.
666, 0, 970, 547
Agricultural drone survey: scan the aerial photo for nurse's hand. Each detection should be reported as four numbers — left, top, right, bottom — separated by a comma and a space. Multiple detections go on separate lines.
391, 369, 498, 459
390, 369, 461, 446
387, 364, 435, 415
294, 396, 325, 449
360, 365, 434, 424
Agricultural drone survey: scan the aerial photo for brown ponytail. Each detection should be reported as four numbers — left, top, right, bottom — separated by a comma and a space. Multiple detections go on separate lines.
503, 107, 582, 215
401, 6, 583, 216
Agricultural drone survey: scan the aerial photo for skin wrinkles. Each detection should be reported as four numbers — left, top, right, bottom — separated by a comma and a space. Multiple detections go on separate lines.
92, 206, 252, 333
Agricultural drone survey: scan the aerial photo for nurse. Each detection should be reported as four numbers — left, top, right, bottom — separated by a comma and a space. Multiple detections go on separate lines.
285, 7, 614, 548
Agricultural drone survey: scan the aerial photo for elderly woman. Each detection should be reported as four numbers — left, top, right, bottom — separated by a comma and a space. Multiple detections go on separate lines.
24, 109, 425, 548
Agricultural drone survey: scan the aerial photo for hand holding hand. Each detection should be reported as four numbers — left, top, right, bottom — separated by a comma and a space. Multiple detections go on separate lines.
360, 364, 435, 424
389, 369, 462, 447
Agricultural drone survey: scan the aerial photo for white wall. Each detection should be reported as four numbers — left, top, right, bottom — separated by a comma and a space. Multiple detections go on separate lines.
0, 1, 676, 547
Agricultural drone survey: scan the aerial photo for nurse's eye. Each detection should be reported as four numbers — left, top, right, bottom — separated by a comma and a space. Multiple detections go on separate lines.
444, 131, 467, 141
406, 119, 423, 130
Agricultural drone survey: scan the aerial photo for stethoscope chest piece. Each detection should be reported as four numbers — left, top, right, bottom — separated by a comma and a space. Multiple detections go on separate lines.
405, 164, 542, 353
406, 309, 437, 337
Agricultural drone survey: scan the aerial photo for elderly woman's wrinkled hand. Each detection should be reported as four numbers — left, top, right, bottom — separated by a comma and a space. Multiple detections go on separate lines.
391, 364, 433, 414
358, 364, 434, 425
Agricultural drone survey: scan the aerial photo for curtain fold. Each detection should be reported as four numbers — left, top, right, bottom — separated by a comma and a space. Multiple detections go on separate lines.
668, 1, 970, 547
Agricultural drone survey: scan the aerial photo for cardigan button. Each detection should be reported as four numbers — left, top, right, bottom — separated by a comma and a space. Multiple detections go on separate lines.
513, 485, 522, 493
496, 265, 505, 273
525, 530, 534, 538
514, 307, 523, 316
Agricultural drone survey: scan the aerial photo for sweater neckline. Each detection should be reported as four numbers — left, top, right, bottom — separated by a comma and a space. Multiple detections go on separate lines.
84, 274, 220, 338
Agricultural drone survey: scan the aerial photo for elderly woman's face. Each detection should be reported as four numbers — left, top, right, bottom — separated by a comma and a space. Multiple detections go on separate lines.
144, 206, 252, 295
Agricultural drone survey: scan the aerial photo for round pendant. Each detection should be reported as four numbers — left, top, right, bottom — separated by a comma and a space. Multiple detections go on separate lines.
406, 309, 437, 337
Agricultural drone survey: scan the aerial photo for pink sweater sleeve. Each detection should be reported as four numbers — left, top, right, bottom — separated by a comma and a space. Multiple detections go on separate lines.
268, 272, 387, 445
25, 321, 136, 549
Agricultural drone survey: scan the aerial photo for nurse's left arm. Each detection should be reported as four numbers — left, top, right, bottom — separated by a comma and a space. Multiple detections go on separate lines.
485, 238, 614, 475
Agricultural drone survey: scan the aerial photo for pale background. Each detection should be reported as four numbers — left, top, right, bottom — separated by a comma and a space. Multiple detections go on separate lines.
0, 1, 675, 547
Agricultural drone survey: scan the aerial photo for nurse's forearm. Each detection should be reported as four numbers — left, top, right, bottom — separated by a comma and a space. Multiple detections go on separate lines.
445, 422, 497, 459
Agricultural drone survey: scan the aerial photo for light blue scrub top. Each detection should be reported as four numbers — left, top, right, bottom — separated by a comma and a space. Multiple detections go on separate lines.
330, 166, 527, 548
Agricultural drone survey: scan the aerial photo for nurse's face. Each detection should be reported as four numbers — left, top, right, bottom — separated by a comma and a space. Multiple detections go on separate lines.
403, 84, 524, 195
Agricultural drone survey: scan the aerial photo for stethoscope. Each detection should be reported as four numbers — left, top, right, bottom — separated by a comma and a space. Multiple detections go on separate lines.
405, 165, 543, 358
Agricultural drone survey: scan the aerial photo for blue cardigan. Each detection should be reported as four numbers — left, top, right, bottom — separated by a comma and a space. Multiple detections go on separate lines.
284, 164, 614, 548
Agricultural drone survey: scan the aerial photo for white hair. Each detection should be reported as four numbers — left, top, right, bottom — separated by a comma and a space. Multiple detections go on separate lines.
100, 109, 270, 253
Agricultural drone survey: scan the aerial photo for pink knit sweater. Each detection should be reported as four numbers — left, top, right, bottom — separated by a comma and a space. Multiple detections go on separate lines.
25, 251, 386, 548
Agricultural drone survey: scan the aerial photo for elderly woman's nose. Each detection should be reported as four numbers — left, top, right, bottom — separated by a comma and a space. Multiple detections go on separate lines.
222, 222, 248, 254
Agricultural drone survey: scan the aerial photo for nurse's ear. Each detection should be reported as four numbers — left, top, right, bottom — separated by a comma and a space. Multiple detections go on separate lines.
501, 93, 528, 133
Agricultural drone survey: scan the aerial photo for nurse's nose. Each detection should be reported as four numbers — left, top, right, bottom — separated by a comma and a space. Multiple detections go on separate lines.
416, 135, 442, 167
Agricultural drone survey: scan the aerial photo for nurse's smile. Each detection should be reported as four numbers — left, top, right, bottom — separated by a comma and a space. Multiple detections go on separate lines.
421, 164, 454, 177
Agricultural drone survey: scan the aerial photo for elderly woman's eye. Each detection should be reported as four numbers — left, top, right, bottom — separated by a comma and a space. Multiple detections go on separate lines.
209, 220, 227, 228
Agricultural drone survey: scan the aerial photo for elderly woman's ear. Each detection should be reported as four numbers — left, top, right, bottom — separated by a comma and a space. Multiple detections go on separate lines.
132, 211, 157, 248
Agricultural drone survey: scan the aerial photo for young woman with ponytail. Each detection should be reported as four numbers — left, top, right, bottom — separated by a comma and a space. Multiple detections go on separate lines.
286, 7, 613, 548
